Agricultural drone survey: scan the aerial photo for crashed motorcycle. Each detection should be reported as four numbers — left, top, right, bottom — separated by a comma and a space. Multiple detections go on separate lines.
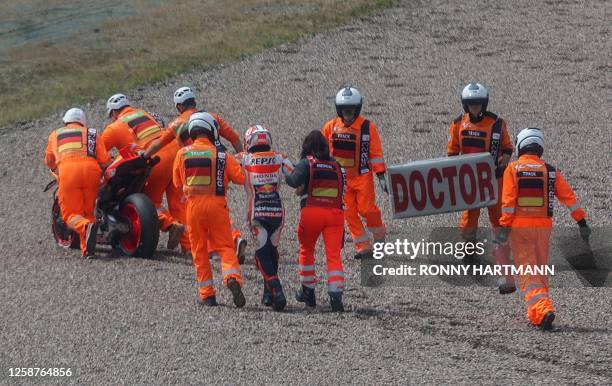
45, 146, 160, 258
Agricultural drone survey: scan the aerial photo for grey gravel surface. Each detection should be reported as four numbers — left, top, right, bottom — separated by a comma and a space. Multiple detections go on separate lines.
1, 0, 611, 384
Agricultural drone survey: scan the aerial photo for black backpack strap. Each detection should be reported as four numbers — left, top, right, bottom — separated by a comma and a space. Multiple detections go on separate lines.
359, 119, 371, 175
545, 163, 556, 217
490, 118, 503, 177
87, 128, 97, 158
215, 150, 227, 196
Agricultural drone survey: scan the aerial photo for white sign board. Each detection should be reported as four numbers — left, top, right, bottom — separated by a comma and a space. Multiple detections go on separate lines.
387, 153, 498, 219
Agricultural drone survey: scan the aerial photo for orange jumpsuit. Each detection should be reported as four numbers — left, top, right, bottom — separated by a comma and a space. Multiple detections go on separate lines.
173, 137, 245, 300
321, 115, 386, 253
101, 106, 178, 232
447, 112, 513, 240
45, 123, 110, 256
286, 156, 346, 293
159, 108, 243, 252
500, 154, 586, 326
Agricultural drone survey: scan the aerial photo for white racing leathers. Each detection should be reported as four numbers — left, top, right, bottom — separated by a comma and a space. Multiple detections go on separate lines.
241, 151, 294, 297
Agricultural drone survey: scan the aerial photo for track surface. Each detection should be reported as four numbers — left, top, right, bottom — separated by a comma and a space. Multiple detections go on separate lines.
1, 0, 611, 384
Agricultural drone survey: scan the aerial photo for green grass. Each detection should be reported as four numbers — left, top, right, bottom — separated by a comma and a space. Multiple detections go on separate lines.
0, 0, 395, 127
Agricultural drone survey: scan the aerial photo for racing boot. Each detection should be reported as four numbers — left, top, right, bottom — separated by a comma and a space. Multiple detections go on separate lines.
329, 292, 344, 312
235, 237, 247, 264
227, 278, 246, 308
354, 249, 374, 260
198, 295, 218, 307
85, 221, 99, 259
540, 311, 555, 331
295, 285, 316, 308
261, 281, 273, 307
270, 279, 286, 312
167, 222, 185, 250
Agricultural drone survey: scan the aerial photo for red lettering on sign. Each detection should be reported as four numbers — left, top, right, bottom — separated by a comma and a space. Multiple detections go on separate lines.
442, 166, 458, 206
459, 164, 476, 205
476, 162, 494, 202
391, 173, 409, 213
427, 168, 444, 209
409, 170, 426, 211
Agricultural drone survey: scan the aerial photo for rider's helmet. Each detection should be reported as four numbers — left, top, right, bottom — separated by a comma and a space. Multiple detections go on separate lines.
188, 111, 219, 141
335, 86, 362, 119
243, 125, 272, 152
106, 93, 130, 117
516, 127, 544, 157
173, 87, 196, 106
62, 108, 87, 126
461, 83, 489, 116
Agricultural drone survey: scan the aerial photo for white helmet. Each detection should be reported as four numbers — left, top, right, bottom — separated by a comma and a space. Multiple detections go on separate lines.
173, 87, 196, 105
461, 83, 489, 114
244, 125, 272, 152
62, 107, 87, 126
516, 127, 544, 155
188, 111, 219, 140
106, 93, 130, 116
335, 86, 362, 118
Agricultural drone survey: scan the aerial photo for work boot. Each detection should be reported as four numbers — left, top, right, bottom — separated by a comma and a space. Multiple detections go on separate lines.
235, 237, 247, 264
167, 223, 185, 250
354, 249, 374, 260
540, 311, 555, 331
329, 292, 344, 312
261, 285, 273, 307
497, 276, 516, 295
85, 221, 99, 258
198, 296, 218, 307
295, 285, 316, 308
271, 282, 287, 312
227, 278, 246, 308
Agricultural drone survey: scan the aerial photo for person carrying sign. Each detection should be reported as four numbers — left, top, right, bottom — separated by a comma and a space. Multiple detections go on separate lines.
498, 128, 590, 330
447, 83, 514, 243
321, 86, 388, 260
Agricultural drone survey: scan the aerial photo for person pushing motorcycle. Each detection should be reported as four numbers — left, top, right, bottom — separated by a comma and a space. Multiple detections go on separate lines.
45, 108, 110, 258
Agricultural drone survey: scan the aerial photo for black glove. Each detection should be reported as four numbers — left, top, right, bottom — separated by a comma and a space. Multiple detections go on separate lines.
376, 173, 389, 194
577, 219, 591, 243
494, 227, 511, 246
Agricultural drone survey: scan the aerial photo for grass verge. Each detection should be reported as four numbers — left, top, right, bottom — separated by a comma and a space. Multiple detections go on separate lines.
0, 0, 395, 127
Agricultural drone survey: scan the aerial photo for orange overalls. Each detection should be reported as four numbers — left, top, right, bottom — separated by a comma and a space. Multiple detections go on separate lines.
102, 106, 180, 232
158, 108, 243, 252
500, 154, 586, 326
172, 137, 245, 300
293, 157, 346, 293
447, 112, 514, 240
45, 123, 110, 256
321, 115, 386, 254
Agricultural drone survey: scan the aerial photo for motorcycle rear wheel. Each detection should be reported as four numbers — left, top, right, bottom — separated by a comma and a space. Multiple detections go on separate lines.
118, 193, 159, 258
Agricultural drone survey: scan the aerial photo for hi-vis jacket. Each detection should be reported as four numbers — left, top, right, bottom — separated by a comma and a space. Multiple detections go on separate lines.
285, 156, 346, 209
321, 116, 385, 177
447, 112, 513, 177
241, 151, 293, 223
500, 154, 586, 227
102, 107, 162, 151
172, 137, 244, 198
158, 108, 240, 149
45, 122, 110, 170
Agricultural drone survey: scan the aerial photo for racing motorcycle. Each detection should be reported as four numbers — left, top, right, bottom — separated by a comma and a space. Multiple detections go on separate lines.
45, 146, 160, 258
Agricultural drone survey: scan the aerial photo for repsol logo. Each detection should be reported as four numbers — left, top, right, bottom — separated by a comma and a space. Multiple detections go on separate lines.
316, 163, 333, 169
522, 171, 537, 176
250, 157, 276, 165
